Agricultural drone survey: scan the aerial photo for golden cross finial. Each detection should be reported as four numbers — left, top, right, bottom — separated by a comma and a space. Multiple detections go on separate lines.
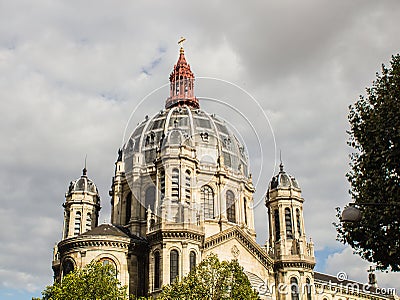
178, 37, 186, 48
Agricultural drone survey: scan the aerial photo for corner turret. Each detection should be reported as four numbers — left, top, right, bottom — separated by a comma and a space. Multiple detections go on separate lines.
62, 168, 101, 239
266, 162, 315, 300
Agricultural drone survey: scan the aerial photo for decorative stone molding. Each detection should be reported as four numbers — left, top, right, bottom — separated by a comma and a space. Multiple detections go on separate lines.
147, 229, 204, 244
204, 226, 273, 269
231, 245, 240, 258
58, 237, 131, 254
274, 260, 315, 271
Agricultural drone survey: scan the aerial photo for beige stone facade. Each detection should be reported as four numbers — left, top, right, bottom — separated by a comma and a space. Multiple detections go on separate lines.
51, 47, 397, 300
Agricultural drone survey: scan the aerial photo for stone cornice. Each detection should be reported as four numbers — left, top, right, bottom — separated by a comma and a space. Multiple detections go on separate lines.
63, 200, 101, 210
147, 229, 204, 244
274, 260, 315, 271
58, 236, 131, 253
204, 226, 274, 269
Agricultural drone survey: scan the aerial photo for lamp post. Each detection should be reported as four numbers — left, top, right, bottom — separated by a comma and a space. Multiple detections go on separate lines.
341, 202, 400, 222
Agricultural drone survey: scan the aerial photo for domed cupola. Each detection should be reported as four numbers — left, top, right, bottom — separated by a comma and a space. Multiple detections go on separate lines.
62, 168, 101, 239
268, 162, 300, 193
124, 104, 250, 176
266, 162, 302, 205
67, 168, 99, 196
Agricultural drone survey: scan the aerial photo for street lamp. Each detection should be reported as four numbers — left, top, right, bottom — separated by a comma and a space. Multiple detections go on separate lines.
341, 204, 362, 222
341, 202, 400, 222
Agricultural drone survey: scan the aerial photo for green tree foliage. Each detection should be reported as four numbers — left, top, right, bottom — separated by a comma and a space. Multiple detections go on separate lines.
159, 254, 259, 300
335, 54, 400, 271
40, 262, 127, 300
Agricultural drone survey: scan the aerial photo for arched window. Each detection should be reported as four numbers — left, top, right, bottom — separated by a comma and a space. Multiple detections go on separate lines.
291, 277, 299, 300
185, 170, 191, 203
296, 208, 301, 237
62, 259, 74, 276
160, 169, 165, 200
189, 251, 196, 272
86, 213, 91, 231
226, 190, 236, 223
274, 209, 280, 241
64, 211, 70, 238
99, 258, 117, 276
74, 211, 81, 236
126, 192, 132, 225
145, 186, 156, 211
100, 258, 115, 267
170, 250, 179, 283
201, 185, 214, 219
154, 251, 161, 289
285, 208, 293, 239
171, 168, 179, 202
306, 278, 312, 300
243, 197, 248, 225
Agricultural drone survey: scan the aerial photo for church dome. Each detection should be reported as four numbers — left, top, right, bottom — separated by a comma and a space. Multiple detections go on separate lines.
67, 168, 99, 195
124, 105, 249, 176
268, 163, 300, 190
123, 46, 249, 176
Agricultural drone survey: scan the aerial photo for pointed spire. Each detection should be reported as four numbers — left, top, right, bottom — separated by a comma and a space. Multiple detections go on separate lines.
165, 37, 199, 109
279, 150, 284, 172
117, 148, 123, 162
82, 154, 87, 176
176, 37, 188, 66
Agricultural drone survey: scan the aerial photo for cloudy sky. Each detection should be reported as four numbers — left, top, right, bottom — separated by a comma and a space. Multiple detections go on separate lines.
1, 1, 399, 298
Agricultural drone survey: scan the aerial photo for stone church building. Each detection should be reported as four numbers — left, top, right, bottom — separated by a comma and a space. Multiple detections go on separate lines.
51, 45, 397, 300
